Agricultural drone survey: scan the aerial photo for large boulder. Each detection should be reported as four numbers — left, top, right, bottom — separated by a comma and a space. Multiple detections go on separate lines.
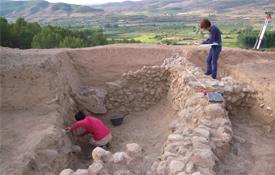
74, 87, 107, 114
92, 147, 112, 163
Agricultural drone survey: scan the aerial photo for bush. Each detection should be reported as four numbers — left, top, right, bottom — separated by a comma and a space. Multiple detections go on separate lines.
238, 31, 275, 48
59, 36, 84, 48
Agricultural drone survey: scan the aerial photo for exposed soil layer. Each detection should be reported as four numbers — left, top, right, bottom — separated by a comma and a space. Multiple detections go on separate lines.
217, 111, 275, 175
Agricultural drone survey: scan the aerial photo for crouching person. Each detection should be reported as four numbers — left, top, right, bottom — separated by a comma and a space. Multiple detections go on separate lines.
68, 111, 112, 147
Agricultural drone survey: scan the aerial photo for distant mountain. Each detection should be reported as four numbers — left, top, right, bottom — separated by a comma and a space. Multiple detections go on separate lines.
0, 0, 103, 23
1, 0, 274, 25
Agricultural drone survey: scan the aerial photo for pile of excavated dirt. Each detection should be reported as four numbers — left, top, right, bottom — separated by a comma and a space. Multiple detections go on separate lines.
1, 44, 275, 175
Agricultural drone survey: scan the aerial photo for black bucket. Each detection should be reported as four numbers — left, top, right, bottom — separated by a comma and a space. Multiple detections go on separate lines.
110, 115, 124, 126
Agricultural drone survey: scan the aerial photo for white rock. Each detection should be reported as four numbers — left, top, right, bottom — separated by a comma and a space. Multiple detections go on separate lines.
168, 134, 184, 142
192, 172, 202, 175
194, 127, 210, 138
88, 162, 103, 175
112, 152, 132, 164
185, 161, 194, 173
71, 145, 82, 153
260, 103, 265, 108
169, 160, 185, 174
114, 170, 134, 175
73, 169, 88, 175
126, 143, 142, 156
60, 169, 74, 175
92, 147, 112, 163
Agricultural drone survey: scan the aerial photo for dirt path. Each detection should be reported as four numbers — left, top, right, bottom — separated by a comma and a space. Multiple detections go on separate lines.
217, 112, 275, 175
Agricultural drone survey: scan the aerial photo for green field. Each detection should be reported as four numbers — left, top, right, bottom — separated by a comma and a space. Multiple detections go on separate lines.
99, 22, 274, 49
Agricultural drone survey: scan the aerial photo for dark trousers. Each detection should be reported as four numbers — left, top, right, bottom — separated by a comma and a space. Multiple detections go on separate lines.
206, 46, 222, 78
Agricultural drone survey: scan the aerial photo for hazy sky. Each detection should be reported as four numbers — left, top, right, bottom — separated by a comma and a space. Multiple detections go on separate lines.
47, 0, 141, 5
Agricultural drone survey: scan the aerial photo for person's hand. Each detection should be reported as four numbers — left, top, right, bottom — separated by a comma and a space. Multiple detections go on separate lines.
65, 127, 70, 133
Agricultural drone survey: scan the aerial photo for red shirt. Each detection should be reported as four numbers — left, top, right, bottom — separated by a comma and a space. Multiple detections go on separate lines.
69, 116, 110, 141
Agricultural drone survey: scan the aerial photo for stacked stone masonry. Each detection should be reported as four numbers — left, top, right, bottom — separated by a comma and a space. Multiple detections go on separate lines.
60, 56, 257, 175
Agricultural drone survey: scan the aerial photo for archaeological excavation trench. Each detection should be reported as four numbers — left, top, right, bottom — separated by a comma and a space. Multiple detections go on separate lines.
0, 45, 275, 175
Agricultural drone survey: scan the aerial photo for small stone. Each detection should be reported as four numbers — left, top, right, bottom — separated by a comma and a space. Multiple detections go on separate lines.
192, 149, 215, 168
126, 143, 142, 157
194, 127, 210, 138
88, 162, 103, 175
112, 152, 131, 164
59, 169, 74, 175
114, 170, 134, 175
169, 160, 185, 174
168, 134, 184, 142
185, 161, 194, 173
260, 103, 265, 108
72, 169, 88, 175
71, 145, 82, 153
192, 172, 202, 175
266, 106, 272, 111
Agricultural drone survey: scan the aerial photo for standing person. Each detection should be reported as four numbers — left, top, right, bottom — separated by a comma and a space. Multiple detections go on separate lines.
68, 111, 112, 147
200, 18, 222, 79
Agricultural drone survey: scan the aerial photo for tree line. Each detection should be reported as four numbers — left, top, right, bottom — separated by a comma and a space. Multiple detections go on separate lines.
0, 17, 108, 49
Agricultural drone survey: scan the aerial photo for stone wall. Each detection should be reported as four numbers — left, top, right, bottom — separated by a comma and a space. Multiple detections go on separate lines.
104, 66, 170, 114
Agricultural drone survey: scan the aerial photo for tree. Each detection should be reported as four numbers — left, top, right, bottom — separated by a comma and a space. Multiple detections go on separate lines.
59, 36, 85, 48
32, 26, 62, 48
0, 17, 10, 46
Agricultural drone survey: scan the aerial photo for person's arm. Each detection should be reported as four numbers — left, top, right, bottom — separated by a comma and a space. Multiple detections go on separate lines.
202, 27, 217, 44
69, 121, 84, 132
79, 130, 90, 137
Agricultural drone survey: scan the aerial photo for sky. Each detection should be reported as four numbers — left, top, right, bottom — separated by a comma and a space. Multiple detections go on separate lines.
46, 0, 141, 5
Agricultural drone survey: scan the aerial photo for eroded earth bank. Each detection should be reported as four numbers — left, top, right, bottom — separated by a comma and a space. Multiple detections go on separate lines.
0, 44, 275, 175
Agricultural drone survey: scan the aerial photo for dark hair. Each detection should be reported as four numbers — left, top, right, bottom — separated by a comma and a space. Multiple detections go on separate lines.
75, 111, 86, 121
200, 18, 211, 29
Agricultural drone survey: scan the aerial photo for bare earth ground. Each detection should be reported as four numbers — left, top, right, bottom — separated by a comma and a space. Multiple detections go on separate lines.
218, 112, 275, 175
1, 44, 275, 174
107, 99, 176, 168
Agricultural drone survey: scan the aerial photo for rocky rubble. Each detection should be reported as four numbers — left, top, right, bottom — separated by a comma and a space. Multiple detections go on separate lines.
60, 143, 144, 175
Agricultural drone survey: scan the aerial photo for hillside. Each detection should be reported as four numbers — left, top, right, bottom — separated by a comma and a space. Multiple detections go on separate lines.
0, 0, 103, 24
1, 0, 274, 26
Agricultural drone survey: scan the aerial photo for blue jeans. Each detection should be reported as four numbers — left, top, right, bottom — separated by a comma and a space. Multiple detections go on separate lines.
206, 46, 222, 78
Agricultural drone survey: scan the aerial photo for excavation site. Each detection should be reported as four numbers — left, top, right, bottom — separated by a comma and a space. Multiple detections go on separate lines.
1, 44, 275, 175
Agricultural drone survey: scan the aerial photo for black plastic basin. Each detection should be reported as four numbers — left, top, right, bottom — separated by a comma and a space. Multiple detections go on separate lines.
110, 115, 124, 126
